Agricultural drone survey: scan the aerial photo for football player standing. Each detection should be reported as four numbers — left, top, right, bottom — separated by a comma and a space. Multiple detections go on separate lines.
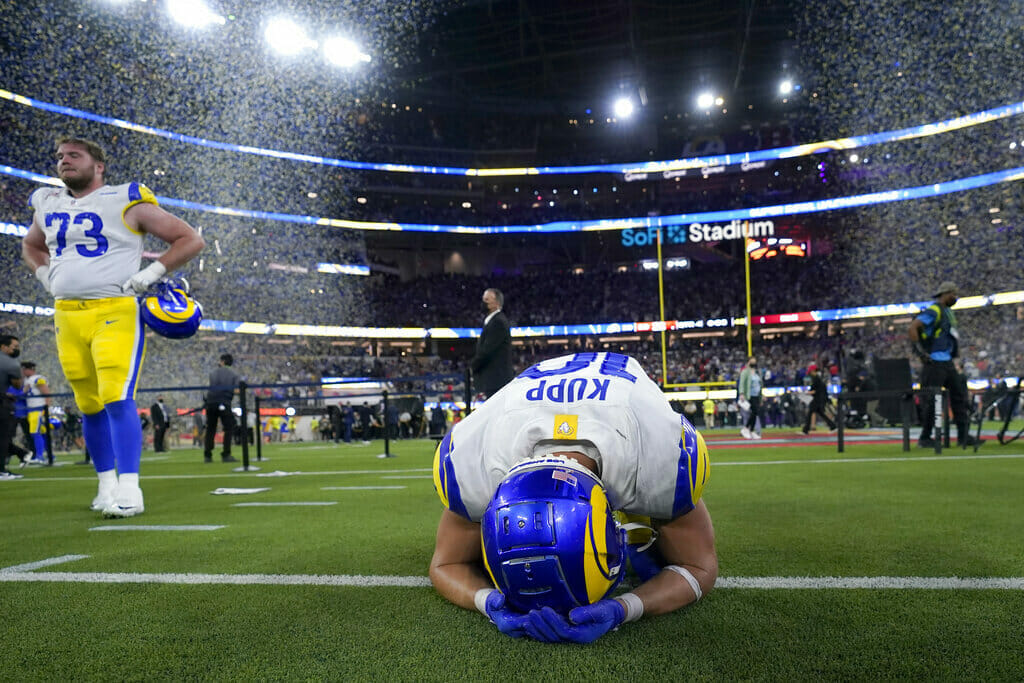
430, 352, 717, 643
22, 136, 205, 517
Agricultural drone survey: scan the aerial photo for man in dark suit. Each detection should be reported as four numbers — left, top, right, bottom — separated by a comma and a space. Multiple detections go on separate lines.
470, 288, 514, 400
150, 396, 169, 453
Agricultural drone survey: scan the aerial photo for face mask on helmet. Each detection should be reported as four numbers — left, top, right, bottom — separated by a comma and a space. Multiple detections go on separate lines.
480, 455, 627, 614
139, 277, 204, 339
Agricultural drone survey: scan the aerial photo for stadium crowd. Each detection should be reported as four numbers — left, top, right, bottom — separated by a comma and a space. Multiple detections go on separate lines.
1, 0, 1021, 431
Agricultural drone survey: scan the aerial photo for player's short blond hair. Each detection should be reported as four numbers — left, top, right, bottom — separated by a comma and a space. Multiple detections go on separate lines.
55, 136, 107, 164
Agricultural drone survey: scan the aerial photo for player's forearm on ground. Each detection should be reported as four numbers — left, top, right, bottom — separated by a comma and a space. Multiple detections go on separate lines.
428, 561, 493, 610
627, 560, 717, 617
155, 232, 205, 271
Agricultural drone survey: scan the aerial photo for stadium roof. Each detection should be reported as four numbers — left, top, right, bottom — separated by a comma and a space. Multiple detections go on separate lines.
397, 0, 799, 115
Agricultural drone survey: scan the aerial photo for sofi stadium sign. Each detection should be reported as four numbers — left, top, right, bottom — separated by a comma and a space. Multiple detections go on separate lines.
620, 219, 775, 247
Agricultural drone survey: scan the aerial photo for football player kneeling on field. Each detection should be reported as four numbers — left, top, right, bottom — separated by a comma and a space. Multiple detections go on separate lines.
429, 352, 716, 644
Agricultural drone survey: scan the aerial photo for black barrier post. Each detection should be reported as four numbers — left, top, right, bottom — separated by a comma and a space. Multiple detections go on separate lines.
254, 394, 263, 462
901, 393, 912, 452
43, 404, 54, 465
942, 391, 951, 449
932, 389, 943, 454
379, 390, 394, 458
836, 393, 845, 453
239, 381, 250, 471
973, 395, 986, 450
464, 368, 473, 416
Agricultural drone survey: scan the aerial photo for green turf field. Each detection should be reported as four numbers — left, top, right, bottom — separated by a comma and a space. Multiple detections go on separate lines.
3, 433, 1023, 681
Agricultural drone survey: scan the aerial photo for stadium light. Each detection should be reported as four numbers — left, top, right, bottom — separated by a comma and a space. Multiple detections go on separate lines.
613, 96, 635, 119
696, 92, 715, 109
265, 17, 317, 55
322, 36, 371, 67
166, 0, 225, 28
779, 79, 794, 95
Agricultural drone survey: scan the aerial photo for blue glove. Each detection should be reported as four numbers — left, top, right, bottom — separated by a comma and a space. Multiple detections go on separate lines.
524, 600, 626, 644
523, 607, 568, 643
483, 590, 530, 639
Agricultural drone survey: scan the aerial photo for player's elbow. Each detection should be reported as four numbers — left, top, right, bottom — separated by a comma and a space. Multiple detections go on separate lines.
696, 554, 719, 598
427, 547, 452, 589
187, 232, 206, 258
427, 556, 462, 606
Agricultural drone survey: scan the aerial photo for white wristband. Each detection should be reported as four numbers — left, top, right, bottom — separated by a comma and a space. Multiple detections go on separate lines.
618, 592, 644, 623
665, 564, 703, 601
143, 261, 168, 280
474, 588, 495, 616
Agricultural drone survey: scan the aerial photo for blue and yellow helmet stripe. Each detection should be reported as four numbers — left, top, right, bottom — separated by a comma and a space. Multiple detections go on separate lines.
673, 417, 710, 518
432, 431, 468, 518
583, 484, 618, 603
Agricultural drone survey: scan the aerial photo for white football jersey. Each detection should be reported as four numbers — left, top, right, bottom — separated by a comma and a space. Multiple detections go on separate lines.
29, 182, 157, 300
25, 374, 48, 409
433, 352, 710, 522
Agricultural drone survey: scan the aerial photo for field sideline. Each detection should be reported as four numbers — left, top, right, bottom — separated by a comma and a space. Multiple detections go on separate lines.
3, 432, 1023, 680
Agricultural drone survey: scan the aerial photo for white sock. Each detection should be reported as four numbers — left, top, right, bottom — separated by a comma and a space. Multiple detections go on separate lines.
118, 472, 140, 489
97, 470, 118, 493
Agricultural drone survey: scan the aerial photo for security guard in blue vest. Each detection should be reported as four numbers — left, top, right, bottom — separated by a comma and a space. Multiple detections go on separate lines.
908, 281, 979, 448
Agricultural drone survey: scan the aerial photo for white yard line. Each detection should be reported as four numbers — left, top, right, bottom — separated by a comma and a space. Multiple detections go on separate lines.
16, 453, 1024, 486
89, 525, 226, 531
717, 576, 1024, 589
0, 554, 90, 573
2, 556, 1022, 589
714, 453, 1024, 466
12, 468, 434, 483
320, 486, 407, 490
231, 502, 337, 507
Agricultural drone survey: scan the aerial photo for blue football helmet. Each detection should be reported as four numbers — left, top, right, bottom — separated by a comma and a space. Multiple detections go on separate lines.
481, 455, 627, 614
139, 277, 203, 339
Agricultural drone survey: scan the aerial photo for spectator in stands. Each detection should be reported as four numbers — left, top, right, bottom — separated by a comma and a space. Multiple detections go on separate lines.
738, 356, 764, 439
204, 353, 240, 463
10, 383, 32, 458
191, 409, 204, 447
469, 288, 514, 399
326, 405, 340, 442
1, 334, 26, 479
429, 402, 448, 439
343, 404, 356, 442
909, 282, 980, 448
781, 390, 799, 427
702, 396, 716, 429
844, 350, 884, 428
20, 361, 51, 463
150, 396, 169, 453
385, 402, 399, 440
802, 364, 836, 434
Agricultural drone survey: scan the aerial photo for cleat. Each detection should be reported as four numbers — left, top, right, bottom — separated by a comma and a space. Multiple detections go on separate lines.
0, 471, 25, 480
740, 427, 752, 439
221, 455, 239, 463
90, 488, 115, 512
102, 485, 145, 518
751, 432, 762, 440
917, 438, 937, 448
